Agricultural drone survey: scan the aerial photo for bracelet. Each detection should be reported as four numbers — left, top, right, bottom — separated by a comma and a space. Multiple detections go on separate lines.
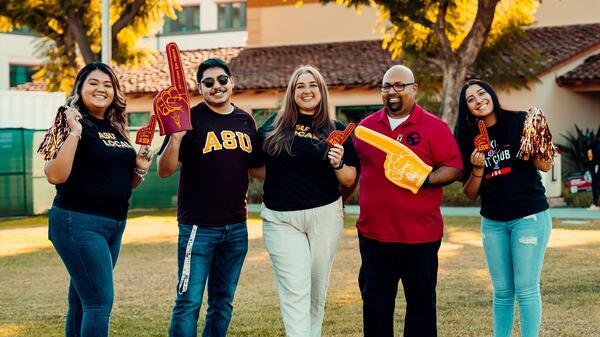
69, 132, 81, 139
471, 172, 483, 178
134, 167, 148, 177
334, 159, 344, 170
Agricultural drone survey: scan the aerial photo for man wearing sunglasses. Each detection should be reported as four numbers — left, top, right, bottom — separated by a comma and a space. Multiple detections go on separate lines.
158, 58, 263, 337
353, 65, 462, 337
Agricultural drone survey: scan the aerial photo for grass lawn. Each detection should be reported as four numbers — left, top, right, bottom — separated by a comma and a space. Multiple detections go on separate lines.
0, 211, 599, 337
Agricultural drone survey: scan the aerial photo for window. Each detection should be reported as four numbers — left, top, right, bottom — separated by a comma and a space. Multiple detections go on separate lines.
9, 65, 36, 87
336, 105, 383, 124
127, 112, 151, 129
163, 6, 200, 34
218, 2, 246, 30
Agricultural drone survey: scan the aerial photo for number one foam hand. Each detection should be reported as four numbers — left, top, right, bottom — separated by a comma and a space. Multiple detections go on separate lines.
135, 115, 158, 146
355, 126, 432, 194
326, 123, 355, 147
474, 120, 491, 153
153, 42, 193, 136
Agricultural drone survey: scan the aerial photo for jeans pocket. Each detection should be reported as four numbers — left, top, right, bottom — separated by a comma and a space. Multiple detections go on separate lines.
48, 206, 72, 240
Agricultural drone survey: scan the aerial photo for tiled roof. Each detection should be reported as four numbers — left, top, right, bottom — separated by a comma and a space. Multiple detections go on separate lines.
13, 81, 46, 92
557, 53, 600, 85
230, 40, 396, 91
114, 47, 243, 94
15, 23, 600, 94
516, 23, 600, 70
15, 47, 244, 94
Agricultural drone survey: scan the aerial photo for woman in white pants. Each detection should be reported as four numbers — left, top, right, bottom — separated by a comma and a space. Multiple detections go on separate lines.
258, 65, 358, 337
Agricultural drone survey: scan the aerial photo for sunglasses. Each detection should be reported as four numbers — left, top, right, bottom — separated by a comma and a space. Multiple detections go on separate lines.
200, 74, 230, 88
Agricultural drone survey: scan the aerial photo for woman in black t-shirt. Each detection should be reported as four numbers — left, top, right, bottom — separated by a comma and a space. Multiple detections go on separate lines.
42, 62, 153, 337
454, 79, 553, 337
258, 65, 358, 337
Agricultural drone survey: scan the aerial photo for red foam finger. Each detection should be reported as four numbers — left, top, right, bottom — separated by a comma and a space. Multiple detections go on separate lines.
474, 120, 491, 152
326, 123, 356, 147
166, 42, 189, 100
135, 115, 157, 145
153, 43, 193, 136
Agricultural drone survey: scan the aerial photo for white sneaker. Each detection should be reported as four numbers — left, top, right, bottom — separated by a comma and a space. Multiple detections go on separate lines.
587, 204, 599, 211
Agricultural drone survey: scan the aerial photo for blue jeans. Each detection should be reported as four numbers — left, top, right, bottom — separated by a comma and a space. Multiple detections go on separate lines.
481, 210, 552, 337
48, 206, 126, 337
169, 223, 248, 337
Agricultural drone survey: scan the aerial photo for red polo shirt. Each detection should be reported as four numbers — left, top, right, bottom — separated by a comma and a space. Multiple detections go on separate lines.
354, 104, 463, 243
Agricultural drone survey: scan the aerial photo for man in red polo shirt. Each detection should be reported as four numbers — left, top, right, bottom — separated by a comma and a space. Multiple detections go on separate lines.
354, 65, 463, 337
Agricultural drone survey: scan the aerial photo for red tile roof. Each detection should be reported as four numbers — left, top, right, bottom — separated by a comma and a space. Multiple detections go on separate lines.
230, 40, 396, 91
15, 23, 600, 94
114, 47, 243, 94
557, 53, 600, 85
517, 23, 600, 70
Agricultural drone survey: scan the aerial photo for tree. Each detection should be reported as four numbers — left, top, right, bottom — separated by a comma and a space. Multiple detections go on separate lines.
0, 0, 181, 92
320, 0, 540, 131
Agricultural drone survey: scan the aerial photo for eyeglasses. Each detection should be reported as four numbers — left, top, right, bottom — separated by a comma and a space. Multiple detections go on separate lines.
380, 82, 415, 93
200, 74, 230, 88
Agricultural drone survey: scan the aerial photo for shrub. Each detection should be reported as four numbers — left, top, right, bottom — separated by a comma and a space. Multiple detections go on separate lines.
561, 179, 593, 207
442, 182, 480, 206
558, 124, 600, 172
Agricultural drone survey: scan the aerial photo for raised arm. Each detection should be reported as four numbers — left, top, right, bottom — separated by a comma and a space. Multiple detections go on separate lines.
158, 131, 186, 178
44, 108, 83, 184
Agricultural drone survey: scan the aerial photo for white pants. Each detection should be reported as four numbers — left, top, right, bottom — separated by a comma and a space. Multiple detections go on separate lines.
261, 198, 344, 337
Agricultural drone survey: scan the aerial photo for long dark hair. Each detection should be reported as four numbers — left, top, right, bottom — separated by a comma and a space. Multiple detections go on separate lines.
66, 62, 128, 139
454, 79, 513, 179
263, 65, 334, 157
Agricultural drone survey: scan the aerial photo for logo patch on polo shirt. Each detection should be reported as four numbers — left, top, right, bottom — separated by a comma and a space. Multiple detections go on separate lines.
406, 132, 421, 146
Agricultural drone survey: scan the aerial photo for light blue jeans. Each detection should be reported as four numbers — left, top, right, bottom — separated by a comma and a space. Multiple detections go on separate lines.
481, 209, 552, 337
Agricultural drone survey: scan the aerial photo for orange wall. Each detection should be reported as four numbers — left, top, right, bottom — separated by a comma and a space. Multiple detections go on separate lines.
247, 2, 380, 46
533, 0, 600, 27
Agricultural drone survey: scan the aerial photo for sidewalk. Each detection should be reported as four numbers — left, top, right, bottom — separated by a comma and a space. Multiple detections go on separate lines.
248, 204, 600, 220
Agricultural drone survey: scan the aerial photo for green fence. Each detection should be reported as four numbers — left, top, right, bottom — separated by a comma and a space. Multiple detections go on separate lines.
0, 128, 36, 216
0, 129, 179, 217
127, 131, 179, 210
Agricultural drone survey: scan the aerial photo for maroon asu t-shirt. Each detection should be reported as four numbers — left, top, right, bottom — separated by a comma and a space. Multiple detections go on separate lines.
159, 102, 261, 226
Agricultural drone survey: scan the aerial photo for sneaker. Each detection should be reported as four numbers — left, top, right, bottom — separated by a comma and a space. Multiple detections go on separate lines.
587, 204, 599, 211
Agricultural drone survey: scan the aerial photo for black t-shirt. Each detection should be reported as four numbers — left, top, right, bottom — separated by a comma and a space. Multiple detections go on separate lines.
160, 102, 261, 226
258, 113, 359, 211
479, 111, 549, 221
53, 116, 136, 220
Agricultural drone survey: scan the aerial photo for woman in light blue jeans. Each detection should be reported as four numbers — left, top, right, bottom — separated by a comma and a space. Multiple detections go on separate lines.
454, 79, 554, 337
481, 210, 552, 337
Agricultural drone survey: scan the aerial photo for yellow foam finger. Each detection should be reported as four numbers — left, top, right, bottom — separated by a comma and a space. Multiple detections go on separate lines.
355, 126, 432, 194
355, 125, 405, 154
